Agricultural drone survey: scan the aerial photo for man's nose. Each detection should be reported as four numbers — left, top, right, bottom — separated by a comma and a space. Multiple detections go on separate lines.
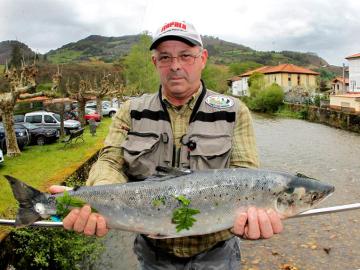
169, 57, 181, 70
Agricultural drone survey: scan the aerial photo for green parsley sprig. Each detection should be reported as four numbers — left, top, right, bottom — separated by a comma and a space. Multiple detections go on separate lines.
172, 195, 200, 232
56, 191, 96, 218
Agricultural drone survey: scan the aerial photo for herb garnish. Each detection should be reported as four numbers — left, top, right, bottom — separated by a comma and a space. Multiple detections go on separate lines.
172, 195, 200, 232
152, 196, 166, 207
56, 191, 96, 217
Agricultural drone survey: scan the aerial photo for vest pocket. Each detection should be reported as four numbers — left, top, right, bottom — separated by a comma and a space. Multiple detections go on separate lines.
184, 134, 232, 170
121, 132, 172, 180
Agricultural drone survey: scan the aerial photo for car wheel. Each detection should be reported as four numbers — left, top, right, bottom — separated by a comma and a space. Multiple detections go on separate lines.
109, 111, 116, 118
36, 136, 45, 146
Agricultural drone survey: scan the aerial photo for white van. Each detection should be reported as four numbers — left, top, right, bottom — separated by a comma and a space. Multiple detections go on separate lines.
24, 111, 81, 134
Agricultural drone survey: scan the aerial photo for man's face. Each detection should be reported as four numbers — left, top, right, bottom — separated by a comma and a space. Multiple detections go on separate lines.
152, 40, 208, 103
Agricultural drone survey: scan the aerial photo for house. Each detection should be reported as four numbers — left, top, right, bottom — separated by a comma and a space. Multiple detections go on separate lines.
331, 77, 349, 94
345, 53, 360, 92
330, 93, 360, 113
228, 63, 319, 96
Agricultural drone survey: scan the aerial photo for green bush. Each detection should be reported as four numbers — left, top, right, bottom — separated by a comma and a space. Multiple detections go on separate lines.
10, 227, 104, 270
249, 83, 284, 113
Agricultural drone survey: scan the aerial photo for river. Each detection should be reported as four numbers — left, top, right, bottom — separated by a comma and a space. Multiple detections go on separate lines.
94, 114, 360, 270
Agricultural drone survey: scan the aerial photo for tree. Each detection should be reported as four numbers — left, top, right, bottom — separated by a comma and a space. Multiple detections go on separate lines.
66, 79, 92, 127
201, 64, 230, 94
88, 74, 118, 117
0, 63, 54, 156
248, 72, 266, 98
9, 43, 22, 69
123, 33, 159, 93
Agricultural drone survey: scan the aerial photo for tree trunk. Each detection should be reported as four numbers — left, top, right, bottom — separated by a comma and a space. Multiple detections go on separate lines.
96, 98, 102, 120
78, 100, 86, 127
2, 109, 21, 157
59, 103, 65, 137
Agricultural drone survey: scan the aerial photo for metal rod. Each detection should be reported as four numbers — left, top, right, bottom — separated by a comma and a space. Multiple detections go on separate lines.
289, 203, 360, 219
1, 203, 360, 227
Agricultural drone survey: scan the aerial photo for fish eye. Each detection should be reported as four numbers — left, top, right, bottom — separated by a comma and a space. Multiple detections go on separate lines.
311, 193, 318, 200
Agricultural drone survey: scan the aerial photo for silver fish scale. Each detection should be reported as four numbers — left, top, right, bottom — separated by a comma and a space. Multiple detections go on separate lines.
60, 168, 293, 237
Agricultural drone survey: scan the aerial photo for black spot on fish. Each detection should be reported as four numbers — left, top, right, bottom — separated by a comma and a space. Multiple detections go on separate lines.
245, 197, 248, 200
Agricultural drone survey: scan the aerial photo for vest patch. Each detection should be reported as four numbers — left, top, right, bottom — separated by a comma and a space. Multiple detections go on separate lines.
205, 95, 234, 109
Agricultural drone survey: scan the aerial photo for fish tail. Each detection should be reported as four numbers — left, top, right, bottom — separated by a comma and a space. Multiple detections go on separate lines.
4, 175, 47, 227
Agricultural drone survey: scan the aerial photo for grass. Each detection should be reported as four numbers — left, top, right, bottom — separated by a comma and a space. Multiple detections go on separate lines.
0, 117, 112, 218
47, 49, 84, 64
274, 105, 303, 119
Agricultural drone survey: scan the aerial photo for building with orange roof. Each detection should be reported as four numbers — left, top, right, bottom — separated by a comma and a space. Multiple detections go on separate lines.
228, 63, 319, 96
345, 53, 360, 92
331, 77, 349, 94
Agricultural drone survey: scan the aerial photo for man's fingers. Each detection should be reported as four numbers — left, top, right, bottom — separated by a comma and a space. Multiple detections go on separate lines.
73, 205, 91, 233
96, 215, 109, 237
232, 212, 248, 236
245, 207, 260, 239
257, 209, 273, 239
63, 208, 80, 230
48, 185, 73, 194
267, 209, 283, 234
83, 213, 98, 236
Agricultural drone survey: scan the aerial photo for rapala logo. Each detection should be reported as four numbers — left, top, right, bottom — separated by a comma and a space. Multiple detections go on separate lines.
161, 22, 187, 33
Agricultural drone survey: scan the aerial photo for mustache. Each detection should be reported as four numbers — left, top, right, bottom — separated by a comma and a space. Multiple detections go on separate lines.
167, 71, 186, 80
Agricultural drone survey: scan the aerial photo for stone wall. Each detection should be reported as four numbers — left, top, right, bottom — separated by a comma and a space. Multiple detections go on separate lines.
284, 103, 360, 133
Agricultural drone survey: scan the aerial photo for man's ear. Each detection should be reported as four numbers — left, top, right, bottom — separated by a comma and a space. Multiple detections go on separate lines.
151, 55, 157, 66
201, 49, 208, 70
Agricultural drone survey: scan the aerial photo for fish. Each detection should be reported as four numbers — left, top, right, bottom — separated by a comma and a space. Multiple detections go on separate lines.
4, 167, 334, 238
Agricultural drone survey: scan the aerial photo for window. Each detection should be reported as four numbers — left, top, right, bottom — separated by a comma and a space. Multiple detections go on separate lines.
44, 115, 56, 123
26, 115, 42, 123
288, 74, 292, 86
297, 75, 301, 86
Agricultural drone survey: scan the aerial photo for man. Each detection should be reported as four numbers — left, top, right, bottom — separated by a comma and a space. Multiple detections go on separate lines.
50, 21, 283, 269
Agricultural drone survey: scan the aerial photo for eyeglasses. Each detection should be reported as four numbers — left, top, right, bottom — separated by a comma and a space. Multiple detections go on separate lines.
156, 50, 203, 67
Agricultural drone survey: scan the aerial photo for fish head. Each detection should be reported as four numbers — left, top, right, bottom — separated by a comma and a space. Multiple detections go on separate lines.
275, 175, 335, 217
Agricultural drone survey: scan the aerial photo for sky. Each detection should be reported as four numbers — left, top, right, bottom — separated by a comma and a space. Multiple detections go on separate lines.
0, 0, 359, 66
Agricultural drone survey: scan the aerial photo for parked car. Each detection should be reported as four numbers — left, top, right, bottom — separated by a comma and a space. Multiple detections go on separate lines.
0, 122, 30, 154
0, 149, 4, 164
85, 102, 118, 117
24, 111, 81, 134
19, 122, 59, 145
14, 115, 25, 123
65, 108, 101, 123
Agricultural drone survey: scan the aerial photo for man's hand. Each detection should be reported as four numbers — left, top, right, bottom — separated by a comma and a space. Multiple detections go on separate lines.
49, 185, 109, 237
232, 207, 283, 239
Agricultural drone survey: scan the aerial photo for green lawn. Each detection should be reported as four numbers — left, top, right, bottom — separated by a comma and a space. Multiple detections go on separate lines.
0, 118, 112, 218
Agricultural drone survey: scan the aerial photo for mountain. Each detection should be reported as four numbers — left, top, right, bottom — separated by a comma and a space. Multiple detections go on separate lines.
0, 40, 37, 65
0, 35, 339, 75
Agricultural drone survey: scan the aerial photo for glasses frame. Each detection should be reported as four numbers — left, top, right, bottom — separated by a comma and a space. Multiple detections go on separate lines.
155, 49, 203, 67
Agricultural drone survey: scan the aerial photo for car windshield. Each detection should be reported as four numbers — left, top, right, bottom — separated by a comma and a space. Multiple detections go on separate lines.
53, 113, 61, 122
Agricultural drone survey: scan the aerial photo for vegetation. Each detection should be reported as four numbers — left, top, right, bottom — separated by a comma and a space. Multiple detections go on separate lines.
201, 64, 230, 93
248, 83, 284, 113
0, 117, 112, 217
228, 61, 262, 76
123, 33, 159, 93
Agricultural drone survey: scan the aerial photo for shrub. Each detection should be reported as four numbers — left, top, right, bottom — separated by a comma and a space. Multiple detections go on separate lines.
249, 83, 284, 113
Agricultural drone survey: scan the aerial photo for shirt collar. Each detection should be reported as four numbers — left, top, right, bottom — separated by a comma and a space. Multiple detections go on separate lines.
161, 84, 203, 110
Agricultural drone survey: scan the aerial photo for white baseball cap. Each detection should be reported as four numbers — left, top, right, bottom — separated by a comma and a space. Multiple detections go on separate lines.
150, 21, 203, 50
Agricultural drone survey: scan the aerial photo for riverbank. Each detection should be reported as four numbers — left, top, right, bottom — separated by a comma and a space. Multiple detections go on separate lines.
277, 103, 360, 133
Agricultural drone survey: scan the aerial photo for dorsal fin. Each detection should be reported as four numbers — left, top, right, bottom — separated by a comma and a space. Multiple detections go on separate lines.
155, 166, 192, 177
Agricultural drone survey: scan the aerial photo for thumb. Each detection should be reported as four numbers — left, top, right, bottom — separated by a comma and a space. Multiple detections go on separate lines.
48, 185, 73, 194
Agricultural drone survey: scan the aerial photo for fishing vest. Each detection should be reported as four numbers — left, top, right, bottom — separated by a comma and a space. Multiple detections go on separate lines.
121, 83, 240, 180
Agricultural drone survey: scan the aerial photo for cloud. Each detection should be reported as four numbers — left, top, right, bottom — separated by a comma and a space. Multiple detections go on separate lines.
0, 0, 359, 65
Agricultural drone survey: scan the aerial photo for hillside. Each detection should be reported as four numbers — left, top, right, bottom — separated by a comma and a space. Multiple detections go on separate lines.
0, 40, 37, 65
0, 34, 340, 75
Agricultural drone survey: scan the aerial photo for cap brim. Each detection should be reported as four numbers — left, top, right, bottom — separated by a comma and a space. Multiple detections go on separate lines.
149, 35, 201, 50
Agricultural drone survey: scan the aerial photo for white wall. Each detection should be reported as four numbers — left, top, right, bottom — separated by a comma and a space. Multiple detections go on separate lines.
348, 58, 360, 92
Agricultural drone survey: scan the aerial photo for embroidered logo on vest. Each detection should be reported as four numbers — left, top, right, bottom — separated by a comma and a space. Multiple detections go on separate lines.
205, 95, 234, 109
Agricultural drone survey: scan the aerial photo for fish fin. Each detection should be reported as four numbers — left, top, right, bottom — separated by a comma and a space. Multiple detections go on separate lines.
146, 233, 175, 239
296, 172, 318, 181
155, 166, 192, 177
15, 208, 41, 227
4, 175, 46, 227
